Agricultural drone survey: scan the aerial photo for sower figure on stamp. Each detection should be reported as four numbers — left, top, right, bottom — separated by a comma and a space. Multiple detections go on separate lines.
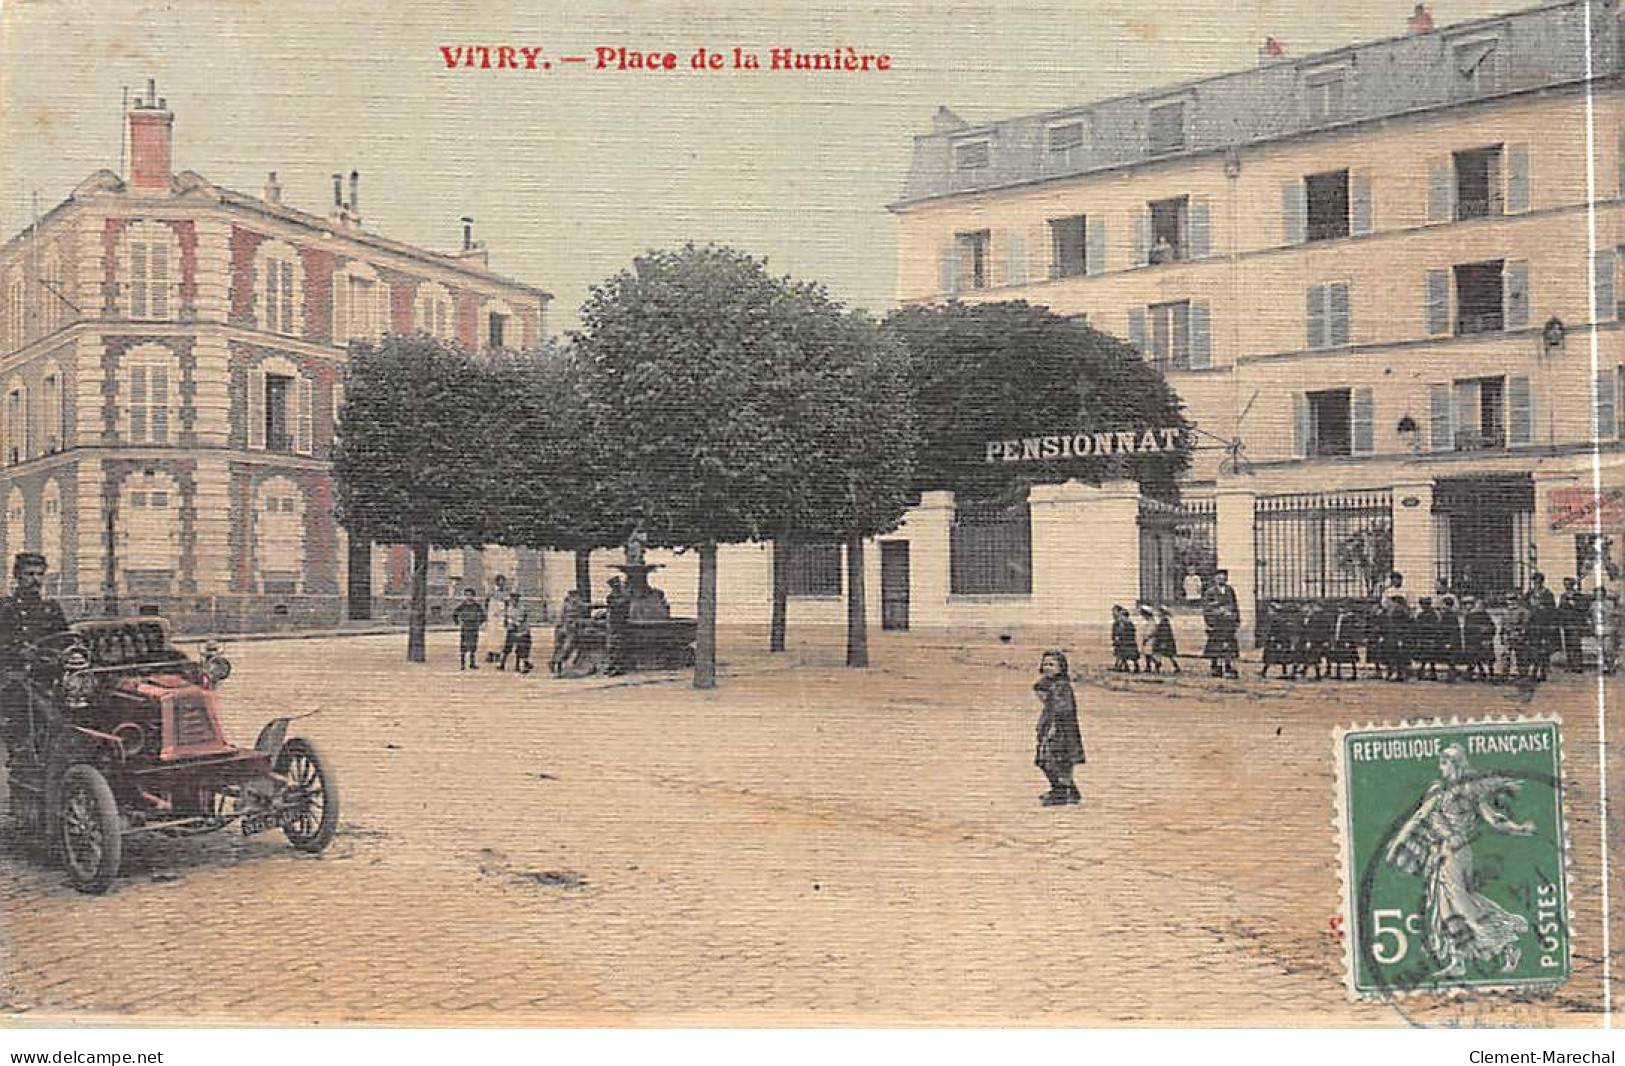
1032, 650, 1083, 807
1201, 569, 1241, 678
1383, 743, 1535, 977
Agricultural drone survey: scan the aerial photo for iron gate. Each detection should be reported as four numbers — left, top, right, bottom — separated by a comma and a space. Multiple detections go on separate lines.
1138, 496, 1217, 606
1254, 489, 1393, 603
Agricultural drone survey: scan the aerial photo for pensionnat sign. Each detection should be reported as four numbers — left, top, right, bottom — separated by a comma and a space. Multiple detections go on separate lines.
985, 427, 1185, 464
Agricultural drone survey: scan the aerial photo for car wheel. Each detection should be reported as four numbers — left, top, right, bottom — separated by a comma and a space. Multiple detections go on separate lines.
59, 764, 122, 894
275, 738, 339, 854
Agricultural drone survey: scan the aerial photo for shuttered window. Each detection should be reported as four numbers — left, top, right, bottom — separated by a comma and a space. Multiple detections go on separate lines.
1503, 261, 1529, 330
126, 364, 169, 445
1507, 375, 1533, 447
1595, 249, 1617, 323
1425, 269, 1450, 335
126, 226, 173, 321
1308, 283, 1352, 350
1595, 370, 1620, 441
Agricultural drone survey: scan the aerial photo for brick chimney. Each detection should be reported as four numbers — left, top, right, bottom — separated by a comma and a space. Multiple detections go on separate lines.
127, 78, 173, 194
1257, 36, 1288, 64
454, 216, 488, 267
1408, 4, 1434, 34
264, 171, 282, 204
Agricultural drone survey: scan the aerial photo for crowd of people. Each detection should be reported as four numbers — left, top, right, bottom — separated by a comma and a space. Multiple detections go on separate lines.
1109, 568, 1622, 683
451, 574, 537, 674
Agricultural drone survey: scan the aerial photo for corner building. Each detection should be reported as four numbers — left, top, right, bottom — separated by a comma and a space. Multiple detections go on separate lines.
0, 84, 550, 631
881, 0, 1625, 642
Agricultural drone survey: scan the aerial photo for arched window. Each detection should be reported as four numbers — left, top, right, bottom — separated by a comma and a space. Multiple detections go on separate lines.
481, 298, 514, 351
120, 343, 176, 446
414, 280, 452, 339
120, 220, 180, 322
118, 470, 179, 594
254, 238, 303, 337
4, 487, 23, 562
4, 377, 27, 465
333, 261, 390, 344
39, 241, 69, 336
247, 354, 313, 455
254, 476, 305, 594
39, 362, 63, 454
40, 479, 62, 595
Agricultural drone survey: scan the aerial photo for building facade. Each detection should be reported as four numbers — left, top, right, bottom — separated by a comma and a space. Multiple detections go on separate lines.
868, 0, 1625, 642
0, 83, 550, 631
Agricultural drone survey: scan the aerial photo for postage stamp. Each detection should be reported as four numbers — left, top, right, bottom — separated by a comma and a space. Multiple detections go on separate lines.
1335, 717, 1571, 1000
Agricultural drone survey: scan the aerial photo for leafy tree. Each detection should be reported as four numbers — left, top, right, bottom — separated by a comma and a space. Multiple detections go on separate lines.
573, 244, 824, 689
885, 301, 1191, 502
485, 341, 623, 597
333, 333, 496, 662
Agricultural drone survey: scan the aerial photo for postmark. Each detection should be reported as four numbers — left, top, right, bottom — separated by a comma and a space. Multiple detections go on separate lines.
1335, 717, 1571, 1000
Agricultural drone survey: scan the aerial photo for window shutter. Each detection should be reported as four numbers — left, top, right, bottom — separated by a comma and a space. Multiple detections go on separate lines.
151, 243, 168, 320
1189, 301, 1211, 369
1429, 383, 1454, 451
1330, 283, 1352, 346
1306, 284, 1329, 350
334, 275, 350, 342
1351, 172, 1372, 236
281, 261, 295, 333
1352, 387, 1374, 455
150, 367, 168, 445
1506, 144, 1529, 214
128, 366, 147, 443
1618, 127, 1625, 199
1508, 375, 1533, 446
1594, 249, 1617, 323
1128, 308, 1147, 353
1086, 217, 1106, 275
1425, 269, 1450, 335
332, 378, 346, 443
1282, 182, 1306, 245
1503, 261, 1529, 330
939, 244, 958, 296
1292, 392, 1310, 458
1134, 212, 1150, 266
1005, 231, 1026, 287
248, 369, 266, 449
1596, 372, 1619, 440
1189, 200, 1211, 259
19, 388, 30, 461
297, 375, 314, 455
264, 260, 276, 331
130, 242, 148, 319
1428, 159, 1453, 223
1453, 379, 1479, 446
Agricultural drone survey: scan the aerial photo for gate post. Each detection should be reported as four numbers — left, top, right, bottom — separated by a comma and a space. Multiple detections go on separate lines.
1215, 486, 1257, 647
1391, 479, 1434, 595
1030, 479, 1139, 629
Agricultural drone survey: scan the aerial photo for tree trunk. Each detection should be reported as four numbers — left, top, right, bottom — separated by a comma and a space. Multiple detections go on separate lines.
574, 547, 592, 599
407, 536, 429, 663
769, 540, 788, 653
845, 533, 868, 668
694, 541, 718, 689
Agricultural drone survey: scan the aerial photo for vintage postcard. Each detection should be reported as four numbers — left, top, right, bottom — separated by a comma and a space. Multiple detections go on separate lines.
0, 0, 1621, 1037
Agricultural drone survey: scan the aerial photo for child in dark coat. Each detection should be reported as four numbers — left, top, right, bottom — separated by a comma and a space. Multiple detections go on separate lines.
1259, 602, 1298, 679
1033, 650, 1084, 807
1414, 597, 1443, 680
452, 587, 486, 671
1463, 597, 1497, 681
1111, 605, 1139, 673
1150, 605, 1180, 673
1381, 597, 1412, 681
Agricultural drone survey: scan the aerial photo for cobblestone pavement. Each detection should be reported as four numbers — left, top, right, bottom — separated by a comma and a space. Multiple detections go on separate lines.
0, 627, 1618, 1026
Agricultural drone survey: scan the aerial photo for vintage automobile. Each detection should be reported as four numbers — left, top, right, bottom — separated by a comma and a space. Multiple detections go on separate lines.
2, 617, 338, 893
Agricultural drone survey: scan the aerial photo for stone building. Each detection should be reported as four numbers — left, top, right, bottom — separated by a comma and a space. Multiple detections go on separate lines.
0, 82, 550, 631
873, 0, 1625, 641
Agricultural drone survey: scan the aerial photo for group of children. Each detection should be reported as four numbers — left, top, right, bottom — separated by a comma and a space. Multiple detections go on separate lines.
1257, 593, 1554, 683
1109, 604, 1181, 674
451, 583, 537, 673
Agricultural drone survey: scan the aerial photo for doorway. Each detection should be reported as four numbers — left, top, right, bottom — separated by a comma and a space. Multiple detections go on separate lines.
1433, 474, 1534, 597
347, 537, 372, 620
880, 540, 910, 631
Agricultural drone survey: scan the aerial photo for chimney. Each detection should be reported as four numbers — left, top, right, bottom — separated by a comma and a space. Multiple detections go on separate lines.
332, 173, 344, 210
1408, 4, 1434, 34
264, 171, 282, 204
349, 170, 360, 220
1258, 36, 1288, 64
127, 77, 174, 194
931, 106, 969, 134
455, 216, 488, 266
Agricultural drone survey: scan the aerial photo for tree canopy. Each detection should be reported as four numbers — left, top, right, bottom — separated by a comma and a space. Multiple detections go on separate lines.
885, 301, 1192, 500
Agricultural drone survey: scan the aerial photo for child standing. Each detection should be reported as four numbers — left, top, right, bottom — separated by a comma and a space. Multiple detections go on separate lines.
1110, 605, 1140, 673
1138, 606, 1161, 672
501, 592, 533, 673
452, 587, 486, 670
1151, 605, 1180, 673
1033, 650, 1084, 807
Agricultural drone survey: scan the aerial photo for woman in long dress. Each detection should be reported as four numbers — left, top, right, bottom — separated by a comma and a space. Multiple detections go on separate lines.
482, 574, 510, 664
1383, 743, 1536, 976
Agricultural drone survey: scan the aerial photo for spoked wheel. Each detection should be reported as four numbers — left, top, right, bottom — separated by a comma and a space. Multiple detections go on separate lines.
275, 738, 339, 853
59, 764, 122, 894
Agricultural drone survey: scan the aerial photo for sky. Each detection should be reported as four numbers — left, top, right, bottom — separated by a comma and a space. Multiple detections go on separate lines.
0, 0, 1522, 331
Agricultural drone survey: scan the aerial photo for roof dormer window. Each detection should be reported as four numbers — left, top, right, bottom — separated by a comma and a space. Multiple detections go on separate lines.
1452, 34, 1503, 98
954, 140, 990, 170
1147, 100, 1186, 155
1047, 121, 1085, 153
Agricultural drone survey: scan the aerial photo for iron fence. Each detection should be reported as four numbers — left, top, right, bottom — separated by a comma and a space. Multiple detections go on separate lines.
1254, 489, 1393, 603
1138, 496, 1217, 606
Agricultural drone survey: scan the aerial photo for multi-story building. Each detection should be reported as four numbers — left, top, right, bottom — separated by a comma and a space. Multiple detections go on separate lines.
876, 0, 1625, 640
0, 83, 551, 631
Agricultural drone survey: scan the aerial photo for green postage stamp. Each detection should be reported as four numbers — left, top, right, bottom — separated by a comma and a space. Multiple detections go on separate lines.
1335, 717, 1571, 999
